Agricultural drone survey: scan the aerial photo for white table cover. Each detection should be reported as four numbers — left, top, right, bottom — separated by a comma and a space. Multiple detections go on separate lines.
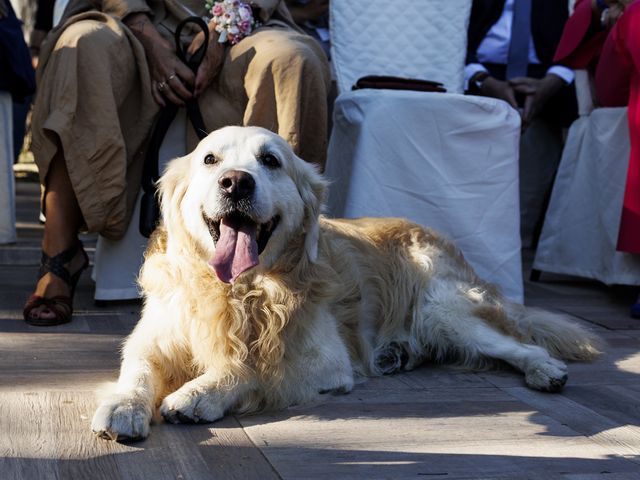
325, 89, 524, 302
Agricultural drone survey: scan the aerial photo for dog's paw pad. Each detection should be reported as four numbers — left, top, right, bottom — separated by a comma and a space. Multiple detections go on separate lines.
161, 408, 202, 424
94, 428, 144, 443
160, 391, 223, 424
91, 395, 151, 441
318, 383, 353, 396
525, 359, 568, 393
375, 342, 409, 375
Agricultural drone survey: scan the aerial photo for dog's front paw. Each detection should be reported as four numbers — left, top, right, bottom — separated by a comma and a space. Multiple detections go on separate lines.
91, 394, 152, 442
525, 358, 568, 393
160, 389, 225, 424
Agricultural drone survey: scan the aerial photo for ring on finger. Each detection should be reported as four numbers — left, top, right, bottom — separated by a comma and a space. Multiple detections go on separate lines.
167, 73, 177, 82
157, 81, 166, 91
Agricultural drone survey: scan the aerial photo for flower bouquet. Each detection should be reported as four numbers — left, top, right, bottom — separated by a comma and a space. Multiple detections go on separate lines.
205, 0, 258, 44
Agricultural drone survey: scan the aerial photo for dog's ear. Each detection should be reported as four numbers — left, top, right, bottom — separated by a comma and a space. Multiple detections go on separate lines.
292, 157, 327, 263
158, 154, 191, 234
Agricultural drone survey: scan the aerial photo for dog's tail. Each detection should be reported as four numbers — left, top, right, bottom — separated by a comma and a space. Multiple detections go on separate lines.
507, 303, 603, 361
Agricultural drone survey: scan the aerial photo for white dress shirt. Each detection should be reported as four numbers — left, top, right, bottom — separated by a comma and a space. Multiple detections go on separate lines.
464, 0, 574, 89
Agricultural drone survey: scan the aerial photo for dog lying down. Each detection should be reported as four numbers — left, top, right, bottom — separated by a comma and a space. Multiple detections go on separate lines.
92, 126, 601, 441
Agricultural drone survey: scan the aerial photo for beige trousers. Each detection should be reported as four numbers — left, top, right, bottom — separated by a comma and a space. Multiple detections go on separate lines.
32, 12, 330, 239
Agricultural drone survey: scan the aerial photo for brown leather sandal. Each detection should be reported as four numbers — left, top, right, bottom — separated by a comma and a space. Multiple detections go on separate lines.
23, 241, 89, 326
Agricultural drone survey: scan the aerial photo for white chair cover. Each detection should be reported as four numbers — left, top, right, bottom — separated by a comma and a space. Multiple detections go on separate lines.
325, 0, 524, 302
0, 92, 17, 245
92, 110, 187, 300
331, 0, 470, 94
533, 59, 640, 286
533, 107, 640, 284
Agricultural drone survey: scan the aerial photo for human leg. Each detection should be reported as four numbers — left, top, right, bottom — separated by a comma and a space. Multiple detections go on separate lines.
25, 15, 157, 324
519, 119, 564, 247
23, 150, 89, 324
218, 28, 331, 169
595, 3, 640, 314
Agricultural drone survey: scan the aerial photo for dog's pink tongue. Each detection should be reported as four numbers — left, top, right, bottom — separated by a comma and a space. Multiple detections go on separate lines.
210, 218, 259, 283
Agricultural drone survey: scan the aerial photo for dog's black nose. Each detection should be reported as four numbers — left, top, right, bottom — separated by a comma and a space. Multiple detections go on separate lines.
218, 170, 255, 201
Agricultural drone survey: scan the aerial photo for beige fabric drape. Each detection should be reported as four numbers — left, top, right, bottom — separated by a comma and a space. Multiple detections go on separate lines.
31, 0, 330, 239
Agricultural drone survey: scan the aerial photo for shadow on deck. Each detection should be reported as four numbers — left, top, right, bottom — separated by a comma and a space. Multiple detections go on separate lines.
1, 180, 639, 479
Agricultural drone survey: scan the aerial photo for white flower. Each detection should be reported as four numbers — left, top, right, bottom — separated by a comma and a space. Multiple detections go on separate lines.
239, 5, 252, 21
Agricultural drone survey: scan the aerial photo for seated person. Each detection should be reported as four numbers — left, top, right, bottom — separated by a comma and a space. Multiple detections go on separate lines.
24, 0, 331, 326
284, 0, 329, 58
555, 0, 640, 315
465, 0, 578, 247
1, 0, 36, 244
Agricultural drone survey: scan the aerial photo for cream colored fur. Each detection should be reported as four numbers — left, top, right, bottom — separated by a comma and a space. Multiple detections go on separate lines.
92, 126, 602, 441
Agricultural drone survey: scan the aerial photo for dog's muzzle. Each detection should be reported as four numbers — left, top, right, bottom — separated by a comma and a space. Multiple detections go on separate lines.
203, 212, 280, 284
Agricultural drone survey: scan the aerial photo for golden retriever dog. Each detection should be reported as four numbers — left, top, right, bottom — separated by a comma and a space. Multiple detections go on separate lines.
92, 126, 601, 441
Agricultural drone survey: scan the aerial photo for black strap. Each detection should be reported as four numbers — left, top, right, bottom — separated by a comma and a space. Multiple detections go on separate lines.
139, 16, 210, 237
37, 240, 84, 286
175, 16, 209, 141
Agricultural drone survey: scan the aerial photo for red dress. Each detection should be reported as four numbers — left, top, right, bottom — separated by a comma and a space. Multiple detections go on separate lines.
554, 0, 640, 253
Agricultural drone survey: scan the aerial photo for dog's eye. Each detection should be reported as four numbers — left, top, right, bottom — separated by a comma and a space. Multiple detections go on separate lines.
258, 153, 281, 169
204, 154, 219, 165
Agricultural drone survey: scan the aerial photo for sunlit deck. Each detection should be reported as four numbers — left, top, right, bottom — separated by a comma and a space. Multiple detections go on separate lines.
1, 180, 639, 479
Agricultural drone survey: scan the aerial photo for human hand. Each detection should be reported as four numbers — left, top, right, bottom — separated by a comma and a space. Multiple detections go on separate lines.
509, 74, 564, 128
479, 76, 518, 110
29, 28, 47, 69
593, 0, 632, 28
124, 13, 195, 107
604, 3, 626, 28
187, 22, 226, 97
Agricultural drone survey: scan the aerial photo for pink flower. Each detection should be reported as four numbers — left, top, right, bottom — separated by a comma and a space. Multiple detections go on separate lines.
211, 0, 253, 44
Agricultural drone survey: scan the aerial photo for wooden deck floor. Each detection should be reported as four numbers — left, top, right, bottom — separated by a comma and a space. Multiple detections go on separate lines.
2, 180, 640, 479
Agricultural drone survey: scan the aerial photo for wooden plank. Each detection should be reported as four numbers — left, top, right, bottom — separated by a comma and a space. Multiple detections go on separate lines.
565, 474, 640, 480
241, 400, 639, 479
317, 385, 516, 405
563, 385, 640, 429
0, 391, 59, 480
0, 333, 123, 392
239, 382, 639, 479
391, 364, 494, 390
4, 178, 640, 479
0, 391, 278, 480
505, 386, 640, 460
196, 416, 281, 479
561, 347, 640, 387
0, 391, 130, 480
